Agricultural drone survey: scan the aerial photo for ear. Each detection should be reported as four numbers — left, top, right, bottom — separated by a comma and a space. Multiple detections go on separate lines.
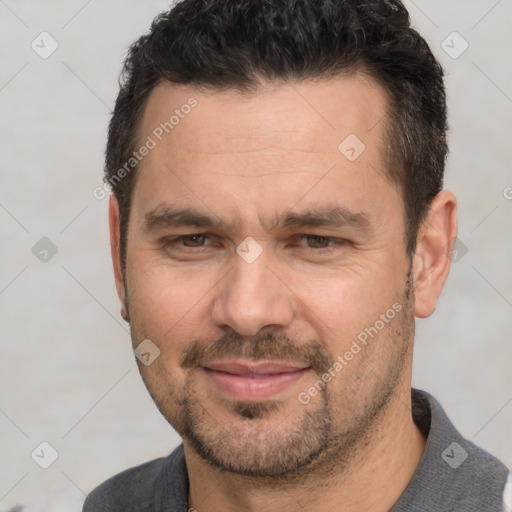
109, 195, 128, 321
412, 190, 457, 318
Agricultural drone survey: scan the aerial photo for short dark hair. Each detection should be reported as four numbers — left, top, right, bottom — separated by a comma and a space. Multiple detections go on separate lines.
106, 0, 447, 265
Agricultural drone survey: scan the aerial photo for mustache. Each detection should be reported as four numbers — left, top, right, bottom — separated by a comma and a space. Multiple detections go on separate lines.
180, 330, 334, 376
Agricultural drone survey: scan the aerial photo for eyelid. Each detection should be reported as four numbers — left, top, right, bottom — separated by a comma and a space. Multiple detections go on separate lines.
163, 233, 348, 250
292, 234, 345, 246
162, 233, 215, 248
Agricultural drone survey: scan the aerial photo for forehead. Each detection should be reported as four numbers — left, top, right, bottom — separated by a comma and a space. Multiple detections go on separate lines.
140, 74, 389, 163
131, 74, 399, 230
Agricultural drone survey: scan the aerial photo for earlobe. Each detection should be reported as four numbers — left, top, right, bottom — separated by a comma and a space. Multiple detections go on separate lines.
412, 190, 457, 319
109, 195, 128, 321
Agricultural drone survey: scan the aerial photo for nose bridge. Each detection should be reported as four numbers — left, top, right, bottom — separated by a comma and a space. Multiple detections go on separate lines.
211, 248, 294, 336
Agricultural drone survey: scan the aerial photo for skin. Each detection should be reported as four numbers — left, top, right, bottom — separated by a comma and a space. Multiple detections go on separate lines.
109, 75, 457, 512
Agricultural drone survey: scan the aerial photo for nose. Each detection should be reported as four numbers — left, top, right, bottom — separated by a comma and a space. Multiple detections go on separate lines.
211, 249, 294, 336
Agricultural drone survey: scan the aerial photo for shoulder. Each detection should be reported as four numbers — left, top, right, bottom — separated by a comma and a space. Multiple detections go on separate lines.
403, 389, 510, 511
82, 455, 168, 512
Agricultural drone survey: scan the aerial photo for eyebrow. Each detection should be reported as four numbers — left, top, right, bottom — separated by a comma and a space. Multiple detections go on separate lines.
143, 203, 372, 234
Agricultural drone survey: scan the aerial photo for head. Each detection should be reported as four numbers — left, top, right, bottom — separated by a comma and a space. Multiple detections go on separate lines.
107, 0, 457, 479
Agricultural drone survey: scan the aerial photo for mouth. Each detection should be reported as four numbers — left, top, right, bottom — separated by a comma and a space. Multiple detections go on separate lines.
202, 360, 311, 401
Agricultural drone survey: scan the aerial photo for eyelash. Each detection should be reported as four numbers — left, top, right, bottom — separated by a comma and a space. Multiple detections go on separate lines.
164, 234, 346, 252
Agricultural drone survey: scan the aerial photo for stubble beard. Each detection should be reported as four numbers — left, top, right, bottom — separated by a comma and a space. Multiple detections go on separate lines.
130, 271, 415, 483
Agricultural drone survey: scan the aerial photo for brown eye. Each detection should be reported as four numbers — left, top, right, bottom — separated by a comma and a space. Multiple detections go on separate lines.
180, 234, 208, 247
305, 235, 333, 248
165, 233, 215, 251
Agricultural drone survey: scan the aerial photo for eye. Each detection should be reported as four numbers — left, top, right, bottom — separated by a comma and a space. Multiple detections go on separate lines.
163, 234, 346, 254
297, 235, 337, 249
166, 234, 215, 248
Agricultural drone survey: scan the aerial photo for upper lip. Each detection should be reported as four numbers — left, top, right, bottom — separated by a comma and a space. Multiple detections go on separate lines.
203, 360, 309, 376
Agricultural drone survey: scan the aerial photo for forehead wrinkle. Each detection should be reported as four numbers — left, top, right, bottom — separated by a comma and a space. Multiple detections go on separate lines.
261, 205, 373, 233
143, 204, 240, 234
143, 202, 372, 237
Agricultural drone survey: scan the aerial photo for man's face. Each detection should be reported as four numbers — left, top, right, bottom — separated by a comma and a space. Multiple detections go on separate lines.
117, 75, 416, 477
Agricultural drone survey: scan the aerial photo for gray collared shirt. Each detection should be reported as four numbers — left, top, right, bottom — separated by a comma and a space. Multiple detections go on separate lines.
83, 388, 511, 511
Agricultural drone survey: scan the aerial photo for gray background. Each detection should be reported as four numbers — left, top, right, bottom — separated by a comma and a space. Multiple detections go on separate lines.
0, 1, 511, 510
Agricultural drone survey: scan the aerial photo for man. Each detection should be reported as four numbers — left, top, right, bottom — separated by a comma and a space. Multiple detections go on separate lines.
83, 0, 511, 510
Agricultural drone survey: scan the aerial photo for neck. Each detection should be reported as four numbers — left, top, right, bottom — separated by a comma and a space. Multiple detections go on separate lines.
185, 386, 426, 512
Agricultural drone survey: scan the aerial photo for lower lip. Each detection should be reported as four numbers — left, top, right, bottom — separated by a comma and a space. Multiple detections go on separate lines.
203, 367, 310, 401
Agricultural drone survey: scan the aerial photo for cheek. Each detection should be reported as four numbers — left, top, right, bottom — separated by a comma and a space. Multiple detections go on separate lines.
126, 238, 408, 352
129, 256, 182, 302
126, 259, 218, 348
295, 264, 405, 349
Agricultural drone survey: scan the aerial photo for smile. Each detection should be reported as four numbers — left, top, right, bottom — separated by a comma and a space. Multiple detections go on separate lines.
202, 360, 311, 401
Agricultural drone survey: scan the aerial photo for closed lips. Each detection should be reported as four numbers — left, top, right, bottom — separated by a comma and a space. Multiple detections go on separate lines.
203, 361, 309, 376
